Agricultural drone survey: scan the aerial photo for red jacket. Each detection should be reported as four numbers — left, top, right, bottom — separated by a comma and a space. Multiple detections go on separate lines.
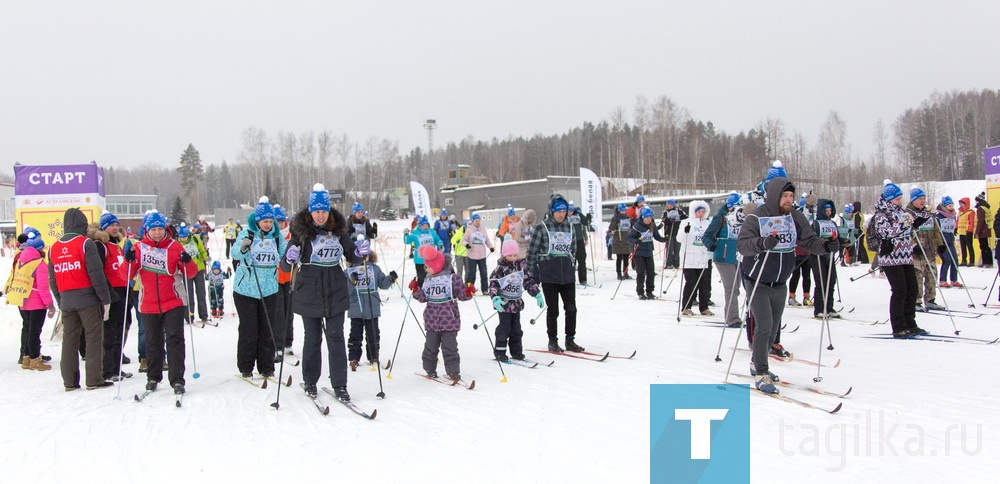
120, 235, 197, 315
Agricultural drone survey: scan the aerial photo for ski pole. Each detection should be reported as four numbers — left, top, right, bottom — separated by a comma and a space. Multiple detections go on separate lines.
913, 230, 961, 335
849, 267, 877, 282
933, 217, 976, 307
658, 236, 668, 295
246, 242, 283, 408
723, 249, 772, 383
612, 240, 640, 301
470, 285, 507, 382
181, 262, 201, 381
678, 266, 708, 322
386, 281, 419, 378
528, 304, 545, 325
986, 269, 1000, 308
114, 263, 135, 401
675, 226, 690, 321
713, 258, 752, 362
360, 258, 386, 399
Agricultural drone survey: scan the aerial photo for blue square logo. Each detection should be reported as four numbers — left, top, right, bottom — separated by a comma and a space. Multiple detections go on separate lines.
650, 384, 750, 483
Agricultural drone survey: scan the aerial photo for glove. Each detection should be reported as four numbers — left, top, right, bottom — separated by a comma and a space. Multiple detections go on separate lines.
388, 270, 398, 283
535, 293, 545, 308
465, 284, 477, 297
102, 304, 110, 319
912, 216, 929, 228
408, 278, 419, 292
465, 243, 472, 249
879, 240, 893, 256
179, 251, 192, 264
492, 296, 504, 313
355, 239, 371, 258
489, 247, 495, 253
350, 272, 361, 285
124, 247, 136, 262
824, 239, 840, 254
47, 306, 56, 318
762, 236, 778, 250
684, 224, 691, 233
285, 245, 300, 263
240, 232, 254, 252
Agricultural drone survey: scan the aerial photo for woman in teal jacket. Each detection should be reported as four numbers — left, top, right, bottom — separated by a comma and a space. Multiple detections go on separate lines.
403, 215, 443, 285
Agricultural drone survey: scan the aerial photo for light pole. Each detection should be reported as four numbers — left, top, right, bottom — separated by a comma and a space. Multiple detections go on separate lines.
424, 119, 437, 206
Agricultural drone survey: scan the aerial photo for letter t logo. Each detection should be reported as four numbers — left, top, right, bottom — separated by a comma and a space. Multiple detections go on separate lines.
674, 409, 729, 459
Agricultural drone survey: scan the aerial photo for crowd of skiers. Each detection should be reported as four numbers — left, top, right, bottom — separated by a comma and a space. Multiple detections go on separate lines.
7, 168, 998, 402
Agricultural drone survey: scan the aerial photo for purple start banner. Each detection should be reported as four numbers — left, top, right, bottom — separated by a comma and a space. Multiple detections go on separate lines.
14, 162, 105, 196
986, 145, 1000, 176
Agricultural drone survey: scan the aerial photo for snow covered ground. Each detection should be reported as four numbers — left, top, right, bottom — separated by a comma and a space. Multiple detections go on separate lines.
2, 215, 998, 484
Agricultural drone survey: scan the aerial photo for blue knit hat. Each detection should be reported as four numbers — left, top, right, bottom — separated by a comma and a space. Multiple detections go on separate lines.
617, 203, 627, 212
942, 196, 954, 207
145, 211, 167, 231
844, 204, 853, 214
309, 183, 331, 212
352, 202, 363, 213
726, 192, 740, 208
665, 199, 676, 207
882, 179, 903, 201
507, 204, 515, 216
471, 213, 481, 221
211, 260, 221, 272
273, 204, 288, 222
910, 186, 926, 201
418, 215, 430, 227
255, 196, 275, 221
635, 195, 645, 204
640, 206, 654, 219
23, 226, 41, 240
177, 223, 191, 238
552, 199, 568, 212
440, 209, 448, 217
568, 201, 576, 213
99, 210, 119, 230
24, 231, 45, 251
765, 160, 786, 183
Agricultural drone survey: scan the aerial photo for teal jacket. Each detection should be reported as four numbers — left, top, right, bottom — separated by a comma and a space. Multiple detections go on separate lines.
404, 228, 443, 264
230, 213, 286, 299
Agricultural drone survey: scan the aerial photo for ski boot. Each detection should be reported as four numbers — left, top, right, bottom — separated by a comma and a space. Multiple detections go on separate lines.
332, 386, 351, 402
682, 308, 695, 316
827, 310, 841, 319
121, 355, 131, 364
145, 381, 158, 391
446, 374, 461, 383
173, 383, 186, 395
924, 300, 946, 311
951, 281, 963, 288
512, 354, 526, 361
909, 326, 929, 336
755, 374, 779, 394
700, 309, 715, 316
565, 339, 585, 352
787, 296, 801, 307
769, 343, 791, 359
495, 353, 510, 363
802, 295, 813, 306
645, 292, 656, 300
749, 361, 780, 382
547, 339, 564, 352
637, 292, 648, 300
138, 358, 148, 373
349, 360, 359, 371
304, 383, 318, 397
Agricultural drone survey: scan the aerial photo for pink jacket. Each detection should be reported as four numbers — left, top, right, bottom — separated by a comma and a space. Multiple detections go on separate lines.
460, 222, 494, 260
17, 247, 54, 311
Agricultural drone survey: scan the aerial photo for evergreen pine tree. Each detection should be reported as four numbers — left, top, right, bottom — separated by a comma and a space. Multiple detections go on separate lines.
170, 195, 188, 225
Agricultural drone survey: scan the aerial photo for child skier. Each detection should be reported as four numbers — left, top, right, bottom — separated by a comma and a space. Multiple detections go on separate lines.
207, 260, 230, 319
345, 251, 397, 370
403, 216, 444, 285
627, 205, 667, 299
488, 236, 543, 362
409, 245, 475, 381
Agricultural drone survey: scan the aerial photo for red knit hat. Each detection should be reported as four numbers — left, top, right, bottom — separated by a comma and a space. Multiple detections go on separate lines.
419, 245, 445, 273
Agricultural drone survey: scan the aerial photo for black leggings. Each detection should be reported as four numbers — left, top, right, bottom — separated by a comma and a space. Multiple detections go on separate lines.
616, 254, 630, 275
883, 265, 918, 333
788, 257, 812, 294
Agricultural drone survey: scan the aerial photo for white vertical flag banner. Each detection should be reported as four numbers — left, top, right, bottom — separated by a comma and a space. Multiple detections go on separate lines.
410, 181, 431, 218
579, 167, 602, 230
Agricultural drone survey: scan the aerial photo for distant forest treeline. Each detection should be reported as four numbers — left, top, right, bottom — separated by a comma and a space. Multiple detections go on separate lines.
100, 88, 1000, 221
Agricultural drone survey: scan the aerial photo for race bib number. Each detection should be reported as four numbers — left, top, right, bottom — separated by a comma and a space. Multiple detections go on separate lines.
346, 266, 374, 292
251, 238, 279, 267
140, 243, 169, 275
726, 212, 742, 239
818, 220, 838, 239
939, 217, 956, 233
547, 231, 572, 257
691, 224, 705, 247
309, 234, 343, 266
498, 270, 524, 299
422, 274, 453, 303
640, 230, 653, 243
568, 214, 581, 225
470, 231, 486, 245
417, 233, 434, 247
618, 218, 631, 232
183, 241, 199, 258
758, 215, 797, 252
353, 223, 366, 236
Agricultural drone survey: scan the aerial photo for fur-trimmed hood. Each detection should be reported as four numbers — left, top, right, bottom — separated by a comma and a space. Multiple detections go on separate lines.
290, 206, 348, 243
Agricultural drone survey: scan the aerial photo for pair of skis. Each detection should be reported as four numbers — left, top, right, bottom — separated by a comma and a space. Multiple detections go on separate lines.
299, 384, 378, 419
526, 349, 637, 362
237, 373, 293, 389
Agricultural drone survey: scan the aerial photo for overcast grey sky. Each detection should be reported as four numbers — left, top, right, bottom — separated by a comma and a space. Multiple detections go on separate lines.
2, 1, 997, 176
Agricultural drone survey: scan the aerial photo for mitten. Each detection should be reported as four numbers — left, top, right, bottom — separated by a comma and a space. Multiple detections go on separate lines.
465, 284, 477, 297
684, 224, 691, 233
762, 236, 778, 250
535, 293, 545, 308
879, 240, 893, 256
179, 251, 192, 264
408, 278, 419, 292
388, 271, 398, 283
824, 239, 840, 254
285, 245, 300, 263
492, 296, 504, 313
355, 239, 371, 258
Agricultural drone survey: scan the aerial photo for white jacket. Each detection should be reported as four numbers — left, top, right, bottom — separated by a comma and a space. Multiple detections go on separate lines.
675, 200, 712, 269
